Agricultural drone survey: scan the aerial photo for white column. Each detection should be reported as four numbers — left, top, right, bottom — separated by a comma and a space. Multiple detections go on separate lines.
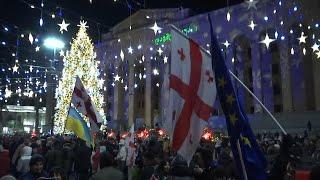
113, 61, 121, 130
279, 42, 293, 112
312, 51, 320, 110
128, 58, 135, 127
250, 45, 263, 113
145, 57, 152, 128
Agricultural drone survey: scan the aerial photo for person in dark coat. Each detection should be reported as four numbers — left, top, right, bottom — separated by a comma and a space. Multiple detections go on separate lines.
268, 134, 296, 180
19, 154, 48, 180
139, 150, 158, 180
192, 148, 216, 180
45, 141, 64, 172
74, 139, 92, 180
92, 152, 123, 180
62, 142, 74, 179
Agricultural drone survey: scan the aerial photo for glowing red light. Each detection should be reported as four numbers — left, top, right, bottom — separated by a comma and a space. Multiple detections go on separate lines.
107, 132, 115, 138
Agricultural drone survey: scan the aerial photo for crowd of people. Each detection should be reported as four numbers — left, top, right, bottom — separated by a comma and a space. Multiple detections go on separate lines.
0, 128, 320, 180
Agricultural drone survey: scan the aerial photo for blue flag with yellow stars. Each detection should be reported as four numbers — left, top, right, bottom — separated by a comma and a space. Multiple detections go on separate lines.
208, 15, 267, 180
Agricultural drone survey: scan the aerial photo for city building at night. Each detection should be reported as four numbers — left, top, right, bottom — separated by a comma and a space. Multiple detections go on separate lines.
97, 0, 320, 132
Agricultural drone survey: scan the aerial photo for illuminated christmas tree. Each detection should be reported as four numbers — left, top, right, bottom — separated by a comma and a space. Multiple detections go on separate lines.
54, 21, 105, 134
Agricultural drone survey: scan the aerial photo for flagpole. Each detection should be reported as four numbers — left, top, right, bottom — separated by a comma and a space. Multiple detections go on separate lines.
63, 77, 77, 134
237, 139, 249, 180
228, 70, 287, 135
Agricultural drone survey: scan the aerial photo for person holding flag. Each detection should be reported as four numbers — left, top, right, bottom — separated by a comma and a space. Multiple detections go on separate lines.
208, 14, 267, 180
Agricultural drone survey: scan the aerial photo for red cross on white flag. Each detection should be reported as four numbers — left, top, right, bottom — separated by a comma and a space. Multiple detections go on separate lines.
163, 27, 217, 164
71, 76, 103, 133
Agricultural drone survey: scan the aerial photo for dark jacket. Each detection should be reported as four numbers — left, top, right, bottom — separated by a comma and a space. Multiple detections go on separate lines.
75, 144, 92, 173
92, 167, 123, 180
19, 171, 48, 180
62, 145, 75, 174
45, 149, 64, 171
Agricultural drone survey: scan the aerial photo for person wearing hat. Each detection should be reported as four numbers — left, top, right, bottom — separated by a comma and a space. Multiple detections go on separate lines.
19, 154, 48, 180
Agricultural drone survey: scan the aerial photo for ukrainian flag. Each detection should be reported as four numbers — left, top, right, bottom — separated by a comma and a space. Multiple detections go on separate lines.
66, 107, 93, 146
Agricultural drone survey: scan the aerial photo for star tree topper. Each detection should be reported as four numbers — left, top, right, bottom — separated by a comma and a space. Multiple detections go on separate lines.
78, 20, 89, 29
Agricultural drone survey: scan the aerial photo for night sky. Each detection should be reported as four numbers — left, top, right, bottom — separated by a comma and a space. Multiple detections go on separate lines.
0, 0, 243, 68
1, 0, 243, 39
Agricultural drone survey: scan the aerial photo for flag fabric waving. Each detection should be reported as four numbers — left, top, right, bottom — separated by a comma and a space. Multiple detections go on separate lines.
164, 26, 216, 164
66, 107, 93, 146
71, 76, 102, 133
208, 15, 267, 180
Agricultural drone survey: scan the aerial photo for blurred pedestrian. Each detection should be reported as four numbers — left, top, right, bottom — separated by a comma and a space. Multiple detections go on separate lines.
92, 152, 123, 180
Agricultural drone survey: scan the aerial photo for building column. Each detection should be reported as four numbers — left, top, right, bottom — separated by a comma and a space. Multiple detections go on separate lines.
289, 35, 306, 111
224, 48, 233, 70
251, 45, 263, 113
128, 58, 135, 128
224, 47, 234, 86
279, 41, 293, 112
234, 49, 246, 110
312, 52, 320, 110
113, 61, 124, 131
160, 64, 169, 127
145, 57, 152, 128
260, 46, 274, 112
118, 70, 125, 131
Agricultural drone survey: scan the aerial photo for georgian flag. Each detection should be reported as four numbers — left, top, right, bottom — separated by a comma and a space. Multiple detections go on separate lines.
164, 27, 217, 164
71, 76, 103, 133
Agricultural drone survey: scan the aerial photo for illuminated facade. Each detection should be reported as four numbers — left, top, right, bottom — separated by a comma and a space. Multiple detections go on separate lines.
97, 0, 320, 131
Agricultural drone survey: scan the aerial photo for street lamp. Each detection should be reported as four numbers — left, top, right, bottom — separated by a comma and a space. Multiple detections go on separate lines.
43, 37, 64, 135
43, 37, 65, 68
43, 37, 64, 50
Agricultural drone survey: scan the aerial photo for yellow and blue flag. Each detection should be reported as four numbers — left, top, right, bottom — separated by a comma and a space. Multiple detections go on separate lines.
66, 107, 93, 146
208, 15, 267, 180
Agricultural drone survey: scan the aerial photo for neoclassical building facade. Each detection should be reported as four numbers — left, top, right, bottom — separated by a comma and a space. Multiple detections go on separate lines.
96, 0, 320, 131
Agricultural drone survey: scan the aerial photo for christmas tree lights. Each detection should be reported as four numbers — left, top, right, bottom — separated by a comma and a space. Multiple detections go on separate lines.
54, 21, 105, 134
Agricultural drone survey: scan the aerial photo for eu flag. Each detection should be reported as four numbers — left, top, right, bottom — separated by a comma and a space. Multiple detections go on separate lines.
208, 15, 267, 180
